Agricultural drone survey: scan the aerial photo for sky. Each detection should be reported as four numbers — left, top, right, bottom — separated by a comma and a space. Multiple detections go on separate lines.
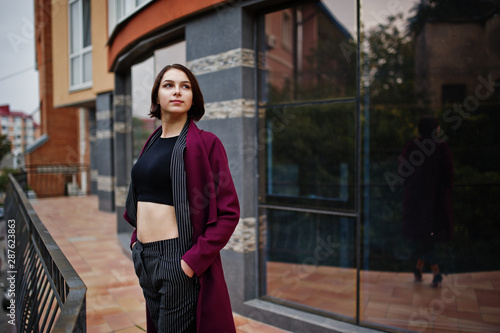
0, 0, 39, 120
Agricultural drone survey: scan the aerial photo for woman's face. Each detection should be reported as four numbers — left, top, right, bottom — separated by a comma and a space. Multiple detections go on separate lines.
157, 68, 193, 117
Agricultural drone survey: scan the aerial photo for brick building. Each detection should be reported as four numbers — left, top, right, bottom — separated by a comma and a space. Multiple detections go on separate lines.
28, 0, 113, 198
0, 105, 38, 154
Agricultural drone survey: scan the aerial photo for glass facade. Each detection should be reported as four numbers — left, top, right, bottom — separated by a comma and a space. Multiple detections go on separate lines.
258, 1, 500, 332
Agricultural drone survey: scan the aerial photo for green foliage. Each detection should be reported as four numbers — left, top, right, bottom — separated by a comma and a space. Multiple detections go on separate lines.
0, 168, 21, 193
267, 103, 356, 211
0, 134, 12, 162
366, 14, 420, 107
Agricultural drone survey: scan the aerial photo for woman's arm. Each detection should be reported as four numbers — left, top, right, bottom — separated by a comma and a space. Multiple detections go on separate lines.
181, 138, 240, 276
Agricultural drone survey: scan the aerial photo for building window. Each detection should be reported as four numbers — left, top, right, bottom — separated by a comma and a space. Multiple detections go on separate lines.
69, 0, 92, 90
282, 11, 292, 50
108, 0, 153, 36
258, 1, 358, 321
1, 116, 9, 127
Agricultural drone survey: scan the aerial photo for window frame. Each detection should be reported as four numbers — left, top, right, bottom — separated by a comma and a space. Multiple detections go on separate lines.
255, 0, 362, 325
108, 0, 154, 37
68, 0, 93, 91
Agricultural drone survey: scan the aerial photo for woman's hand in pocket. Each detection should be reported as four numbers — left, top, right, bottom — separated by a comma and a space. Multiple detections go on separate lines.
181, 259, 194, 278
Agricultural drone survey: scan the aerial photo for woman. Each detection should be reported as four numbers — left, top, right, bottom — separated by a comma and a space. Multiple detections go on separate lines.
401, 116, 453, 288
123, 64, 240, 332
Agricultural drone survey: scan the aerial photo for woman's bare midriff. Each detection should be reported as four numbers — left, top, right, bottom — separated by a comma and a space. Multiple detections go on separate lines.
137, 201, 178, 243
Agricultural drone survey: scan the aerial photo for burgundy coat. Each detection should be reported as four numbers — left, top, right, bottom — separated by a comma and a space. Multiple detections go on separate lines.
124, 120, 240, 333
401, 138, 453, 242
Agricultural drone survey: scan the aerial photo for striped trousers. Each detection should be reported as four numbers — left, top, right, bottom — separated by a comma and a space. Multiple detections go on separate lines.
132, 238, 199, 332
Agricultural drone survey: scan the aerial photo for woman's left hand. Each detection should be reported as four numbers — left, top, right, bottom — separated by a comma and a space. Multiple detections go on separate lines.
181, 259, 195, 277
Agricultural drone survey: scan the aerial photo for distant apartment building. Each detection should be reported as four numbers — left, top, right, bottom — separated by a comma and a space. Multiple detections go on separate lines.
0, 104, 38, 153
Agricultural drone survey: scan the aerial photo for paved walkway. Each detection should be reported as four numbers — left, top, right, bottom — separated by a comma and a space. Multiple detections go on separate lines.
31, 195, 288, 333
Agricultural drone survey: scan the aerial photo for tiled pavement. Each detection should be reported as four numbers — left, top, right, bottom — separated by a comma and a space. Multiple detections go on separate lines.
31, 195, 289, 333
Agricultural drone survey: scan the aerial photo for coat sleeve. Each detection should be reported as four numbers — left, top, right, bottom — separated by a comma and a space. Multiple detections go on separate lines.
181, 138, 240, 276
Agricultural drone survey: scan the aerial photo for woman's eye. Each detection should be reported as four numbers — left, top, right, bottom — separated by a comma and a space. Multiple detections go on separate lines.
183, 84, 191, 89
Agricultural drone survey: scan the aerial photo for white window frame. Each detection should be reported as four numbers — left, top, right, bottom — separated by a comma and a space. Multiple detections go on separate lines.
69, 0, 92, 91
108, 0, 154, 37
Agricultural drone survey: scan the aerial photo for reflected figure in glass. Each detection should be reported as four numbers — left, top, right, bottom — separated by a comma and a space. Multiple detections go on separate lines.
400, 116, 454, 287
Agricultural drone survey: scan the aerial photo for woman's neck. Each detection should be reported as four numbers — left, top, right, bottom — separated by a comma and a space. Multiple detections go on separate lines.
160, 113, 188, 138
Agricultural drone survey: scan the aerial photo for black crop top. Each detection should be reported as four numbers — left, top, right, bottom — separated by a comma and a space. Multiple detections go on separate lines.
131, 136, 178, 205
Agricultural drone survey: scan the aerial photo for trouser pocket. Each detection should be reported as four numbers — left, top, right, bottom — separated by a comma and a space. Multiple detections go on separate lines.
132, 242, 156, 292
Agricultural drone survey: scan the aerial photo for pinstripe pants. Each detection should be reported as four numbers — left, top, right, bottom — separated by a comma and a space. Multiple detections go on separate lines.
132, 238, 199, 333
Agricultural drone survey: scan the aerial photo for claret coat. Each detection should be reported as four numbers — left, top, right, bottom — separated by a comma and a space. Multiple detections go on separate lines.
124, 119, 240, 333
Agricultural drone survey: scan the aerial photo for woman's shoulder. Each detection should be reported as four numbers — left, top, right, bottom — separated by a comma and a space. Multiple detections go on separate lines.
199, 129, 218, 143
190, 125, 229, 160
190, 122, 221, 145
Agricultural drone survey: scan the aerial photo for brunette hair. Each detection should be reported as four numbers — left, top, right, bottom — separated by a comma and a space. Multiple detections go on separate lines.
418, 115, 439, 138
149, 64, 205, 121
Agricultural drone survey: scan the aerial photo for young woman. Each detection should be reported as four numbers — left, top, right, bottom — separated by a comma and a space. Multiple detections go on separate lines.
123, 64, 240, 332
401, 116, 453, 288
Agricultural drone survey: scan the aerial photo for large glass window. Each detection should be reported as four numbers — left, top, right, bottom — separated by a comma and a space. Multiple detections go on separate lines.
69, 0, 92, 90
258, 1, 500, 332
258, 0, 358, 322
360, 1, 500, 332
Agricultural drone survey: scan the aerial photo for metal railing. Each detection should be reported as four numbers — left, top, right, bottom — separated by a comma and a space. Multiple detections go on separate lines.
24, 164, 89, 198
4, 174, 87, 332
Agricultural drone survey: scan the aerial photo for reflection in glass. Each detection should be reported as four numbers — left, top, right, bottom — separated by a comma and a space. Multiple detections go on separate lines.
261, 208, 356, 319
361, 1, 500, 332
131, 57, 157, 161
261, 103, 355, 211
259, 2, 356, 105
